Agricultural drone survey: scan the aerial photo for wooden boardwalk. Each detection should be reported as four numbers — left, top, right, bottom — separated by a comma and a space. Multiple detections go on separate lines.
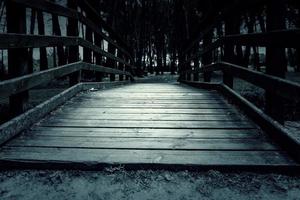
0, 83, 297, 170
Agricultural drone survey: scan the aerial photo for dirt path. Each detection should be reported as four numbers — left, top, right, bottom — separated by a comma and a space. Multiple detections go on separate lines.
0, 169, 299, 200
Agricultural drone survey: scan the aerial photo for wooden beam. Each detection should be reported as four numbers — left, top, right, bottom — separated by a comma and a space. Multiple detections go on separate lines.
6, 0, 29, 116
0, 34, 135, 69
220, 62, 300, 101
219, 84, 300, 163
0, 62, 132, 98
11, 0, 133, 60
183, 29, 300, 68
265, 0, 287, 123
180, 61, 300, 102
224, 29, 300, 48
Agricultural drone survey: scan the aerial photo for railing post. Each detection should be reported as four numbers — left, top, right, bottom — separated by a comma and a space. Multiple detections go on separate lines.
193, 49, 200, 82
7, 0, 29, 116
223, 18, 235, 88
118, 52, 124, 81
94, 33, 104, 82
37, 11, 48, 70
125, 58, 131, 81
67, 0, 80, 86
186, 54, 192, 81
107, 43, 116, 81
83, 12, 93, 80
203, 31, 213, 82
265, 0, 286, 124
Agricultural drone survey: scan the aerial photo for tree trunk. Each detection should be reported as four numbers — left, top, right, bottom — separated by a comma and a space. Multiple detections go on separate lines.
265, 0, 286, 123
37, 11, 48, 70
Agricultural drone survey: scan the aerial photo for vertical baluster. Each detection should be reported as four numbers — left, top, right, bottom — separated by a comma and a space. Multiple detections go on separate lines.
265, 0, 286, 124
67, 0, 80, 86
203, 31, 213, 82
7, 1, 29, 116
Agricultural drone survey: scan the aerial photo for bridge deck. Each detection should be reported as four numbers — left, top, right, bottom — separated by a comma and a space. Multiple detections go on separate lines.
0, 83, 297, 170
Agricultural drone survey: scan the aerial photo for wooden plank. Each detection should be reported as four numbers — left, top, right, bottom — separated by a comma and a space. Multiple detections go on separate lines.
29, 127, 261, 139
0, 147, 296, 167
7, 136, 276, 150
63, 103, 231, 109
48, 113, 244, 121
40, 119, 254, 129
69, 99, 226, 104
57, 108, 236, 115
77, 96, 224, 101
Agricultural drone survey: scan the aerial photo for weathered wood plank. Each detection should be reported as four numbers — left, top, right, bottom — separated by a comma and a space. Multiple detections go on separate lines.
7, 136, 276, 150
63, 103, 231, 109
29, 127, 261, 139
40, 119, 255, 129
48, 113, 244, 121
1, 83, 296, 170
57, 108, 236, 115
0, 147, 296, 167
69, 98, 226, 104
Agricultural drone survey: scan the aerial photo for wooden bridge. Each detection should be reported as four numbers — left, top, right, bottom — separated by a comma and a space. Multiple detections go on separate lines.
0, 0, 300, 172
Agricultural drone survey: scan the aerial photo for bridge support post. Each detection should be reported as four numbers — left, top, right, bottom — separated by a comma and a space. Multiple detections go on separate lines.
193, 55, 200, 82
7, 1, 29, 116
107, 43, 116, 82
265, 0, 286, 124
186, 55, 192, 81
94, 32, 104, 82
118, 53, 124, 81
67, 0, 80, 86
223, 17, 236, 88
83, 12, 94, 80
203, 31, 213, 82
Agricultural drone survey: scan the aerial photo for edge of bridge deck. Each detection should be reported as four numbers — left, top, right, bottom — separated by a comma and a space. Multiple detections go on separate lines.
181, 80, 300, 164
0, 82, 299, 172
0, 81, 131, 146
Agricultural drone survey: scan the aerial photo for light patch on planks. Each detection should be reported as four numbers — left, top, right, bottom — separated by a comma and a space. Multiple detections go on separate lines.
0, 83, 298, 170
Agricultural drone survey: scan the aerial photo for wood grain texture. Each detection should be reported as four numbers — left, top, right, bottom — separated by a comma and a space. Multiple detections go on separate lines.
0, 83, 297, 170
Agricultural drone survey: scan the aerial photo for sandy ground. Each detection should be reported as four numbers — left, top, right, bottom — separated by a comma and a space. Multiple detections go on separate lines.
0, 169, 300, 200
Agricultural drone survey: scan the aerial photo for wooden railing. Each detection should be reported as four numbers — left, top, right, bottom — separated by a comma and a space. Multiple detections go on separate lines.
0, 0, 135, 116
178, 1, 300, 162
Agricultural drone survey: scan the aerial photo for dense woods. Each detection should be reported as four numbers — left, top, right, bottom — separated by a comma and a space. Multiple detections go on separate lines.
0, 0, 300, 78
0, 0, 300, 123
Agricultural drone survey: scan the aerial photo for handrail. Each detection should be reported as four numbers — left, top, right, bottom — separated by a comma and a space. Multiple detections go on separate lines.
0, 33, 135, 69
1, 0, 136, 116
79, 0, 133, 58
0, 61, 132, 97
181, 0, 267, 55
181, 0, 271, 55
182, 29, 300, 65
180, 61, 300, 102
11, 0, 133, 60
